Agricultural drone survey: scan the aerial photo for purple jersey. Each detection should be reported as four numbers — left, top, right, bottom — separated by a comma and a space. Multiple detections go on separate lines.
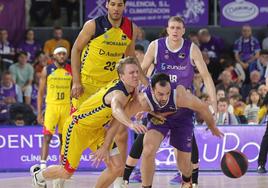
233, 37, 261, 62
18, 41, 41, 62
200, 36, 223, 59
154, 38, 195, 90
144, 86, 177, 114
0, 84, 16, 100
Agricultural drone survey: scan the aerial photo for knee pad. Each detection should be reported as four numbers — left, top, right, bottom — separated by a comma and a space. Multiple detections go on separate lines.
129, 134, 144, 159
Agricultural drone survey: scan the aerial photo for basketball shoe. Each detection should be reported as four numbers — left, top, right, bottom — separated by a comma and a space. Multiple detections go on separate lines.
120, 180, 129, 188
30, 164, 46, 188
129, 170, 141, 183
257, 165, 267, 173
169, 172, 183, 185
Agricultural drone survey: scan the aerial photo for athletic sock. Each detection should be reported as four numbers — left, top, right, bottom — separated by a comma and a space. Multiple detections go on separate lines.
182, 174, 191, 183
123, 164, 135, 182
40, 160, 47, 170
192, 168, 199, 184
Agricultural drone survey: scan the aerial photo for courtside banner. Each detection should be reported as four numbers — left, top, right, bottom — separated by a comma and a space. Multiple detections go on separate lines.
0, 126, 265, 171
220, 0, 268, 26
85, 0, 208, 26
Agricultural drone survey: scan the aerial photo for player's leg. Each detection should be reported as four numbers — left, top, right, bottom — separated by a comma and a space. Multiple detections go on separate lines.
51, 105, 71, 188
169, 149, 182, 185
257, 121, 268, 173
141, 129, 165, 187
115, 124, 128, 163
41, 104, 59, 169
191, 133, 199, 188
170, 125, 193, 188
113, 96, 145, 187
123, 134, 145, 184
95, 147, 124, 188
31, 117, 87, 187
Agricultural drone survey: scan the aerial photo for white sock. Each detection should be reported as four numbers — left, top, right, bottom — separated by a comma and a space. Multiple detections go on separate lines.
40, 160, 47, 170
113, 177, 124, 188
36, 170, 45, 182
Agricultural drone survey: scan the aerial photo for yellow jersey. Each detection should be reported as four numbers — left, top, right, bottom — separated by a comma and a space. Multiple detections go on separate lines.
80, 15, 133, 82
45, 63, 72, 105
72, 79, 133, 129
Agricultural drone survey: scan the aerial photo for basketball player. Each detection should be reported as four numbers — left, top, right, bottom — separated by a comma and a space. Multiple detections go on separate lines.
31, 57, 147, 188
37, 47, 72, 171
138, 73, 223, 188
71, 1, 138, 185
122, 16, 217, 187
139, 73, 223, 188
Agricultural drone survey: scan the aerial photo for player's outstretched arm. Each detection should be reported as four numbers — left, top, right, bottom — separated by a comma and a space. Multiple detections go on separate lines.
37, 67, 47, 125
176, 85, 224, 138
110, 91, 147, 134
191, 44, 217, 114
71, 20, 95, 98
91, 119, 120, 167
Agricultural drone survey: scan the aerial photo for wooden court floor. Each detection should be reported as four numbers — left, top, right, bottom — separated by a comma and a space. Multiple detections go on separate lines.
0, 171, 267, 188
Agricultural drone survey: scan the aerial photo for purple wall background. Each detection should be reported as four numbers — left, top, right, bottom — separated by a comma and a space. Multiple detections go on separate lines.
0, 0, 25, 45
0, 126, 264, 172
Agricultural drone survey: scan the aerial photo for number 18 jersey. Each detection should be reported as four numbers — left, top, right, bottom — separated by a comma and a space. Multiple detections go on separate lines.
80, 15, 133, 82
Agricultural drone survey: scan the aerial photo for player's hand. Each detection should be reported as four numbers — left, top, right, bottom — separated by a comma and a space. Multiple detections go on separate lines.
91, 146, 110, 168
209, 126, 224, 138
37, 114, 44, 125
129, 123, 147, 134
72, 82, 84, 99
135, 111, 146, 121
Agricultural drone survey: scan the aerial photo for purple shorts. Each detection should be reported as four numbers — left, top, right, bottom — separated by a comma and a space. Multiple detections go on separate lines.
148, 108, 194, 152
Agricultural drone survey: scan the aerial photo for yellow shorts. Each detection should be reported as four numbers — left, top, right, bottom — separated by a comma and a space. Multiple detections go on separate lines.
60, 117, 116, 173
71, 74, 111, 110
43, 103, 71, 135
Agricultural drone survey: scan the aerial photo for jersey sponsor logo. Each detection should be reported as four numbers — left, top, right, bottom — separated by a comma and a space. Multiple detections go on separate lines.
102, 41, 127, 46
161, 63, 187, 71
178, 53, 186, 59
121, 35, 127, 40
99, 49, 124, 57
99, 49, 105, 55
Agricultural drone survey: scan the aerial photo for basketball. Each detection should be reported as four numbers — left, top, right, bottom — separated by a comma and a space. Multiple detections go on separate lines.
221, 150, 248, 178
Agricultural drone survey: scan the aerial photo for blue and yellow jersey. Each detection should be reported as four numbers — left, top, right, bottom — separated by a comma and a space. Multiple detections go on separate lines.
80, 15, 133, 82
45, 63, 72, 105
72, 80, 132, 129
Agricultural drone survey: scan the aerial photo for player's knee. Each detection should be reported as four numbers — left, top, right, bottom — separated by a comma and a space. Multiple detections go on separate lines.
61, 169, 73, 179
142, 143, 157, 158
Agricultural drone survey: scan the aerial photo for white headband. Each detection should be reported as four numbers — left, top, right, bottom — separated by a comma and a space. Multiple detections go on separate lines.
53, 47, 67, 55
